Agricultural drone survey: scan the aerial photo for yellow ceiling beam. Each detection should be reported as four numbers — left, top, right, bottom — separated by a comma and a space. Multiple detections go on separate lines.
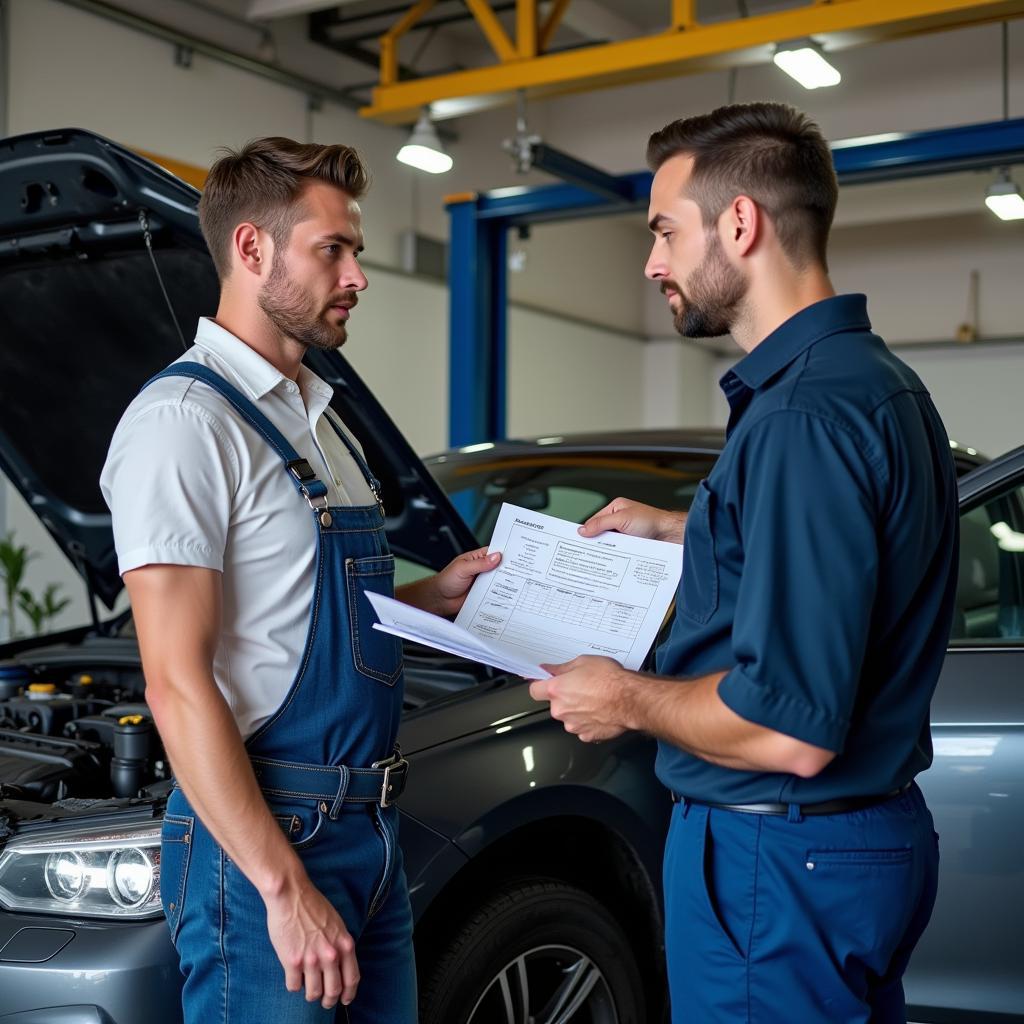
363, 0, 1024, 124
517, 0, 538, 58
380, 0, 438, 86
671, 0, 698, 31
538, 0, 572, 53
465, 0, 519, 63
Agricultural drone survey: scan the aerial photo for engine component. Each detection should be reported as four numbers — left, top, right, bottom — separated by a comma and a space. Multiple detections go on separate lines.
0, 729, 105, 801
0, 667, 165, 800
0, 693, 112, 737
0, 661, 29, 699
111, 715, 153, 798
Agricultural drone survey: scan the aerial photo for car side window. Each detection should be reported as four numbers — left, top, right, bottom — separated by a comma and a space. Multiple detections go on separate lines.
950, 479, 1024, 643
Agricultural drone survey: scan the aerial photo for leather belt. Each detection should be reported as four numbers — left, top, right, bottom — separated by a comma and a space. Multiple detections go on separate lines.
671, 782, 911, 817
251, 747, 409, 812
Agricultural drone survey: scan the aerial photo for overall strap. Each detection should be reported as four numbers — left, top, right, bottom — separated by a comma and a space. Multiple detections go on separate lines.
142, 364, 329, 508
323, 408, 384, 504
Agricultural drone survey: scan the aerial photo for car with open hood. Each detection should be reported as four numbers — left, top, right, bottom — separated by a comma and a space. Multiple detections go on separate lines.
0, 129, 674, 1024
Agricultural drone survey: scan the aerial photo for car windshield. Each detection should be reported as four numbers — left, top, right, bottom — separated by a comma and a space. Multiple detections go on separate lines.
428, 451, 719, 543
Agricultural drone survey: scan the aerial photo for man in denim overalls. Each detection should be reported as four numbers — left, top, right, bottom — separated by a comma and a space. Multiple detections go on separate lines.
101, 138, 499, 1023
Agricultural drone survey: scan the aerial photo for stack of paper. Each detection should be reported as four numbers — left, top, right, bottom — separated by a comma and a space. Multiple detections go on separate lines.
369, 503, 683, 679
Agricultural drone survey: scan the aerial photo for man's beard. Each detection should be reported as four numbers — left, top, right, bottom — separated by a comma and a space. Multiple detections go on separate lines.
258, 255, 349, 351
665, 231, 747, 339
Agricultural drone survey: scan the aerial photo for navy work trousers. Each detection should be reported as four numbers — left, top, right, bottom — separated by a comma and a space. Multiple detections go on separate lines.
664, 784, 939, 1023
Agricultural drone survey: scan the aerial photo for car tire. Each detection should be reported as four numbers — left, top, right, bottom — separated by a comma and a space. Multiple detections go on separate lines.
418, 875, 647, 1024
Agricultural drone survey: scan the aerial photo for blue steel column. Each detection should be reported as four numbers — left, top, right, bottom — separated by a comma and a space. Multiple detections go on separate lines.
447, 195, 507, 447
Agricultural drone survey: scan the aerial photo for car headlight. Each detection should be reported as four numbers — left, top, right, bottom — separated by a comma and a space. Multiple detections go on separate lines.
0, 821, 163, 919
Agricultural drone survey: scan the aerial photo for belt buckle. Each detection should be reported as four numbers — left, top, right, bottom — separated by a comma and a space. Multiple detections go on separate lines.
372, 749, 408, 808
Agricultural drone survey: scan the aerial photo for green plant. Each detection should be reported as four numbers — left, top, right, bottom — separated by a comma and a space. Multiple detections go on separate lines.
0, 531, 36, 640
0, 531, 69, 639
18, 583, 71, 636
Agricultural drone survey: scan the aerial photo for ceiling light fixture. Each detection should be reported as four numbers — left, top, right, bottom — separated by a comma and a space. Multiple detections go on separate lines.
397, 110, 453, 174
985, 168, 1024, 221
773, 38, 841, 90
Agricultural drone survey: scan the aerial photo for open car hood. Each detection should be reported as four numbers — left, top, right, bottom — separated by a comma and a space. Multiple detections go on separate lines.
0, 128, 475, 610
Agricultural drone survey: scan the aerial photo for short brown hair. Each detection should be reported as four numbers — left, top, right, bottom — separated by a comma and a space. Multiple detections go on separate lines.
647, 102, 838, 270
198, 137, 370, 280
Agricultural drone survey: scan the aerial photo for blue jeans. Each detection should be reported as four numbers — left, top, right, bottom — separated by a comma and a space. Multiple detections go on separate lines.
162, 788, 417, 1024
663, 784, 940, 1023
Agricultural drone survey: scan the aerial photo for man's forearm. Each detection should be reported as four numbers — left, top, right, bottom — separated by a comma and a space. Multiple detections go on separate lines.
621, 670, 832, 777
147, 673, 305, 897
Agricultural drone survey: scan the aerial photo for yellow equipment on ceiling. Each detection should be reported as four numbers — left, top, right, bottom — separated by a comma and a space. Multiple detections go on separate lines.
360, 0, 1024, 124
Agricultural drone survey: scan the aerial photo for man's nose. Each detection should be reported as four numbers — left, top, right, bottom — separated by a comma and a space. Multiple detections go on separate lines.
644, 246, 665, 281
342, 261, 368, 292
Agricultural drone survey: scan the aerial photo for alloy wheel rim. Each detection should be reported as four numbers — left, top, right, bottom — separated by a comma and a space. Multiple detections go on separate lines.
465, 943, 618, 1024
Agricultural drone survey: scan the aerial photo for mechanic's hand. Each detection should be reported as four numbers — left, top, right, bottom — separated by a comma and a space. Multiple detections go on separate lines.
578, 497, 686, 545
398, 547, 501, 618
529, 656, 633, 743
264, 876, 360, 1009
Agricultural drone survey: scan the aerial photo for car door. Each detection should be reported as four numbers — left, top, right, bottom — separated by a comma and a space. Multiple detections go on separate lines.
906, 447, 1024, 1023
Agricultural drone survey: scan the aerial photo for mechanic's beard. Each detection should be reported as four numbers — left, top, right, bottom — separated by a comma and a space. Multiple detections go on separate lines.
671, 233, 747, 339
257, 256, 346, 351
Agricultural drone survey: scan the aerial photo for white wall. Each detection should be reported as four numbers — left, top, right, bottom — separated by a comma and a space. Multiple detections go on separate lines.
507, 307, 645, 439
642, 339, 716, 429
830, 213, 1024, 344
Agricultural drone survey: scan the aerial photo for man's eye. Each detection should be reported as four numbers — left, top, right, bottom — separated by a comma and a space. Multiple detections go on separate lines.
661, 231, 673, 241
324, 244, 340, 256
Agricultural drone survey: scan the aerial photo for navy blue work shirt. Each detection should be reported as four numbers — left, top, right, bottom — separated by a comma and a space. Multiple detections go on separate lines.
655, 294, 959, 805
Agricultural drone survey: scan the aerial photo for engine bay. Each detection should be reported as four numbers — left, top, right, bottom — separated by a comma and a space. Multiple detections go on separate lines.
0, 655, 168, 804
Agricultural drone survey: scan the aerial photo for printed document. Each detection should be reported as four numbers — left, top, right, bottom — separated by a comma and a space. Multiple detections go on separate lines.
367, 502, 682, 679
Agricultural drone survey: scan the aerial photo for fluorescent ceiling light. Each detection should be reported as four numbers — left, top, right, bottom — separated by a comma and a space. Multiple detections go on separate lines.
985, 172, 1024, 221
773, 40, 841, 90
397, 111, 453, 174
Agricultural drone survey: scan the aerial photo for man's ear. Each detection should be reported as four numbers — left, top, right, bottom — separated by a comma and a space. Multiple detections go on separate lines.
724, 195, 760, 258
232, 222, 267, 276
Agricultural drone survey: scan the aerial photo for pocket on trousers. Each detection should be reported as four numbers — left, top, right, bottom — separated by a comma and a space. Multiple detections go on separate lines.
805, 847, 913, 867
800, 844, 919, 967
680, 480, 719, 624
346, 555, 403, 686
700, 811, 753, 961
267, 798, 326, 850
160, 813, 194, 946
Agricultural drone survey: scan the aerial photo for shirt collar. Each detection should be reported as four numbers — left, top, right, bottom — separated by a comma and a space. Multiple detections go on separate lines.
726, 294, 872, 392
192, 317, 333, 403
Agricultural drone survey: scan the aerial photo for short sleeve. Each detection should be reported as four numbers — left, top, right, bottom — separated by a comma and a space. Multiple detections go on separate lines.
716, 410, 883, 752
100, 401, 238, 576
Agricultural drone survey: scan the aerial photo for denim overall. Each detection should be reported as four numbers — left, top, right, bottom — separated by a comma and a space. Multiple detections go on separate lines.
150, 365, 416, 1024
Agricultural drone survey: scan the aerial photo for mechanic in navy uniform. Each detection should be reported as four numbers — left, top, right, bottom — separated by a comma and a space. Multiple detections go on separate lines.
101, 138, 499, 1023
528, 103, 959, 1023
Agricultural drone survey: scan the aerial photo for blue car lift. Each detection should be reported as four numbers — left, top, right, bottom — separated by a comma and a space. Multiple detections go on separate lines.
446, 116, 1024, 447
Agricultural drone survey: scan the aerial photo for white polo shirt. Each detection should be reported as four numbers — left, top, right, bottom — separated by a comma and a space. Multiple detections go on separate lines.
100, 318, 376, 738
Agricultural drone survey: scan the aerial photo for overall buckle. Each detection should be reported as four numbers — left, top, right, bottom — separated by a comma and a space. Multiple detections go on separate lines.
372, 748, 409, 808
